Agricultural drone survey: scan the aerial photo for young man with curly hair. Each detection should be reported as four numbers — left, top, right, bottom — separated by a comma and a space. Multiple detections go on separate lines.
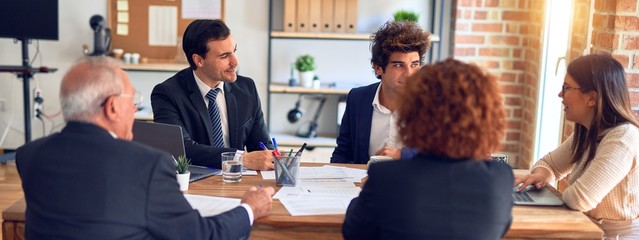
331, 20, 431, 164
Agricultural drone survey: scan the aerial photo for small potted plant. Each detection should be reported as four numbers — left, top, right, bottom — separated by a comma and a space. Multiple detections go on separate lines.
295, 54, 316, 88
175, 155, 191, 191
393, 10, 419, 22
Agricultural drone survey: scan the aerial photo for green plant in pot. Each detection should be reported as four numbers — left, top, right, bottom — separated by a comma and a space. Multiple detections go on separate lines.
393, 10, 419, 22
295, 54, 316, 88
175, 155, 191, 191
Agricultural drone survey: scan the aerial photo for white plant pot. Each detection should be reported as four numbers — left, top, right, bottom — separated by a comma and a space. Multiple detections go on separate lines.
299, 71, 315, 88
176, 172, 190, 191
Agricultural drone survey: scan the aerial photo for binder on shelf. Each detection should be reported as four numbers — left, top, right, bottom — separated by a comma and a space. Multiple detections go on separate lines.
308, 0, 322, 32
320, 0, 334, 32
345, 0, 358, 33
284, 0, 297, 32
333, 0, 346, 33
296, 0, 310, 32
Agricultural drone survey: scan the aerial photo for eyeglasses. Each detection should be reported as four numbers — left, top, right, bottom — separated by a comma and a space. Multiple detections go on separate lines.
100, 91, 144, 107
561, 84, 581, 93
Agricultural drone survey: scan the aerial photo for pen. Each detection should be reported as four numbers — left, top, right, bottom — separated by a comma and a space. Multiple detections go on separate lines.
272, 137, 282, 156
258, 142, 268, 151
294, 143, 307, 157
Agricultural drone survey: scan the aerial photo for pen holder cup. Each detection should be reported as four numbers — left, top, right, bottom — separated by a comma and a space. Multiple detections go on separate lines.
274, 155, 301, 186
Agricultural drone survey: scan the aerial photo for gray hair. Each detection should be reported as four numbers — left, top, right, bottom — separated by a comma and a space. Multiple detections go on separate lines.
60, 57, 124, 122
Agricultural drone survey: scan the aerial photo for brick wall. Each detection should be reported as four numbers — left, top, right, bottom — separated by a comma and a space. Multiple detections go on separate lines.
590, 0, 639, 118
454, 0, 546, 168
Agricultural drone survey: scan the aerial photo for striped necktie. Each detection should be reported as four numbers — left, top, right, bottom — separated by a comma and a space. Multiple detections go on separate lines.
205, 88, 225, 148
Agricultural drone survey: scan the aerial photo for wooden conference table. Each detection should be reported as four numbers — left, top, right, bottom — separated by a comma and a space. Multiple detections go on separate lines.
3, 164, 603, 239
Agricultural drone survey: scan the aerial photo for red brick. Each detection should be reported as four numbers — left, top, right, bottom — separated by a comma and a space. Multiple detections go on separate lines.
503, 11, 530, 21
455, 35, 486, 44
479, 48, 510, 57
519, 25, 528, 34
513, 109, 523, 118
623, 36, 639, 50
505, 96, 522, 105
616, 0, 637, 12
489, 36, 520, 45
518, 0, 528, 8
454, 47, 476, 56
613, 54, 630, 68
500, 73, 517, 82
456, 22, 470, 31
485, 0, 499, 7
615, 16, 639, 31
635, 56, 639, 69
513, 61, 526, 70
472, 23, 503, 32
593, 31, 615, 49
613, 34, 620, 50
458, 0, 475, 7
627, 73, 639, 87
502, 84, 524, 95
464, 10, 472, 19
513, 49, 522, 57
474, 10, 487, 20
630, 92, 639, 104
456, 9, 463, 19
482, 60, 500, 69
506, 132, 521, 141
507, 120, 521, 129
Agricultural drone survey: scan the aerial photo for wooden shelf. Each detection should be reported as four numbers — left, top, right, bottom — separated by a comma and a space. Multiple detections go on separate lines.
271, 31, 440, 42
269, 84, 350, 95
270, 133, 337, 148
120, 59, 188, 72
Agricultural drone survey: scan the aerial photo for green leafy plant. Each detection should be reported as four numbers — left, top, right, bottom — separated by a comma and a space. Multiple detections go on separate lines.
175, 155, 191, 174
295, 54, 316, 72
393, 10, 419, 22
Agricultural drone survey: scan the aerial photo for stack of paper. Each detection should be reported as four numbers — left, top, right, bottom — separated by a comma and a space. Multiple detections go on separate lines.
183, 194, 241, 217
266, 165, 367, 216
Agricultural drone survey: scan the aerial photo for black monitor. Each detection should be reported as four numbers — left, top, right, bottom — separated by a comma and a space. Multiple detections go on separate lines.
0, 0, 59, 40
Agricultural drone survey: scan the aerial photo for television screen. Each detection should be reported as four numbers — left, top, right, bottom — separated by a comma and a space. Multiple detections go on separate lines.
0, 0, 59, 40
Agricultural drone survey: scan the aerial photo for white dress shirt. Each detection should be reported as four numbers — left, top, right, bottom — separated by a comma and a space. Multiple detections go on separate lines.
193, 71, 230, 148
368, 83, 402, 157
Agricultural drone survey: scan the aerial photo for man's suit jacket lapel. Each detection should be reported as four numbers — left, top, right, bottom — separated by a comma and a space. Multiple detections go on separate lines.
184, 71, 215, 145
356, 83, 377, 161
224, 83, 239, 148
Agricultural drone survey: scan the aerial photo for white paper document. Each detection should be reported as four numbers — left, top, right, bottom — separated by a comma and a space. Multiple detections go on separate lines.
261, 170, 275, 180
148, 6, 177, 46
182, 0, 222, 19
183, 194, 241, 217
273, 186, 360, 199
279, 197, 354, 216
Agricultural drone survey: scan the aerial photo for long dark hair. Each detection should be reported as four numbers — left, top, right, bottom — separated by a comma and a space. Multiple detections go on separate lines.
566, 54, 639, 165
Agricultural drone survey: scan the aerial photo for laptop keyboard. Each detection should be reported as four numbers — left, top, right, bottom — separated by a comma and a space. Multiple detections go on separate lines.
512, 191, 534, 202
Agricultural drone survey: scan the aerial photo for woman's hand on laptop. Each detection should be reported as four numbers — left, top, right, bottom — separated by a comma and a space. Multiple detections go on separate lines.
514, 168, 553, 192
244, 150, 275, 170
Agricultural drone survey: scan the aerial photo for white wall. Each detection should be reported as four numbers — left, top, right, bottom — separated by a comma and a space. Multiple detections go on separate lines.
0, 0, 269, 149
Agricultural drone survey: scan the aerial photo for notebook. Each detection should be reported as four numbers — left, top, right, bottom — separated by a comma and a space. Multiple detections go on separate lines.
512, 184, 564, 206
132, 121, 220, 182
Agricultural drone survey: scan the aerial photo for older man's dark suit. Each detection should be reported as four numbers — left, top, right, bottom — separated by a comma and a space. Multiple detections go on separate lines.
151, 68, 272, 168
16, 122, 251, 239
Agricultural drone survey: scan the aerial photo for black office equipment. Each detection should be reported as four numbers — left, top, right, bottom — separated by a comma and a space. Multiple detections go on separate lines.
0, 0, 59, 143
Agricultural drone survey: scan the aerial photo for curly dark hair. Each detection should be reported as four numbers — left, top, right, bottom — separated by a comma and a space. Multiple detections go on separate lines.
370, 21, 431, 79
182, 19, 231, 70
396, 58, 505, 159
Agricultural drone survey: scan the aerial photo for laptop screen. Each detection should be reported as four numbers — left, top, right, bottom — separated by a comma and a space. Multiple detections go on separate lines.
132, 121, 186, 158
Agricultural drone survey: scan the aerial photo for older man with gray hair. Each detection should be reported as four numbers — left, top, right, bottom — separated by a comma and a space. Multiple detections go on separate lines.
16, 56, 275, 239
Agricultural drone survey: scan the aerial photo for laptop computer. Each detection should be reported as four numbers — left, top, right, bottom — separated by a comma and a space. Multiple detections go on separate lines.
512, 184, 564, 206
132, 121, 220, 182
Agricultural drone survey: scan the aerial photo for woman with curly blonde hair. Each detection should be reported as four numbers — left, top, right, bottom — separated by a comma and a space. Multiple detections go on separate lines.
343, 58, 513, 239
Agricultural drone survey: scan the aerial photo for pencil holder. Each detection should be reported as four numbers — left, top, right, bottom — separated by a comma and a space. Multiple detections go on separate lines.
274, 155, 301, 186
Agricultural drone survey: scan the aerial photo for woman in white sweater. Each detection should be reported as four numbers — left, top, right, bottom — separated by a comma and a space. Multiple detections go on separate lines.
515, 54, 639, 238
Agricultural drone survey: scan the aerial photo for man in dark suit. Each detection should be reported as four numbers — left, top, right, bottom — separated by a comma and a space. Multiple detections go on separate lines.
331, 21, 430, 164
152, 19, 273, 170
16, 57, 275, 239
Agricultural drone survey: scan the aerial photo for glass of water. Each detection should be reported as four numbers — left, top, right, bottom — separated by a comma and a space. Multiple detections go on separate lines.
221, 152, 243, 183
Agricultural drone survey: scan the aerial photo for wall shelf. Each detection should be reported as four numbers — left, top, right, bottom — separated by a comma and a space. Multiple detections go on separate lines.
270, 84, 350, 95
120, 60, 188, 72
271, 31, 440, 42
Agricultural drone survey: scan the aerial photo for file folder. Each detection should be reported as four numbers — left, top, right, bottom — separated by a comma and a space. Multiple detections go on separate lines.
320, 0, 334, 32
284, 0, 297, 32
309, 0, 322, 32
297, 0, 310, 32
345, 0, 358, 33
333, 0, 346, 33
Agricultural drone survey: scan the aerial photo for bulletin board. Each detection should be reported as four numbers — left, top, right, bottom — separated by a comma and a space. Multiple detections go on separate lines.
107, 0, 224, 61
